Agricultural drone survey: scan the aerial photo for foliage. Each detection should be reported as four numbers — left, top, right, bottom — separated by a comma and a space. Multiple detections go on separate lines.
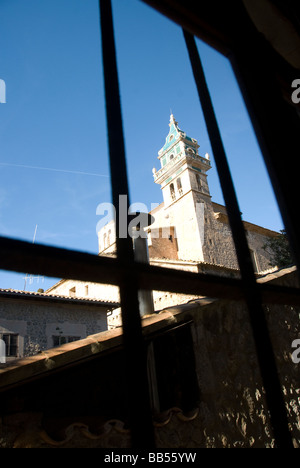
262, 229, 294, 268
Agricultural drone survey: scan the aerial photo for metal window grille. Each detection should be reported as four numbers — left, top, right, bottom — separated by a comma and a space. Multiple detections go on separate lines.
0, 0, 299, 449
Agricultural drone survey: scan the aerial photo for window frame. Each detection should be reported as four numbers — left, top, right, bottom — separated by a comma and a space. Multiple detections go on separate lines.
169, 182, 176, 201
176, 177, 183, 196
0, 0, 298, 449
0, 333, 19, 358
52, 335, 81, 347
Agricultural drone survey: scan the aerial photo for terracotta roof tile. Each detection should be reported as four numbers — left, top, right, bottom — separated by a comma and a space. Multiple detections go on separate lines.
0, 288, 120, 307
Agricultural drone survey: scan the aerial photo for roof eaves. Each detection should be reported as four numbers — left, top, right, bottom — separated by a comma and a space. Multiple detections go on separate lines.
0, 288, 120, 308
0, 304, 210, 390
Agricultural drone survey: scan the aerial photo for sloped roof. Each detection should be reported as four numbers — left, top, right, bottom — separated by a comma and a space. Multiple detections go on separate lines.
0, 265, 297, 390
158, 114, 198, 157
0, 288, 119, 308
0, 298, 215, 390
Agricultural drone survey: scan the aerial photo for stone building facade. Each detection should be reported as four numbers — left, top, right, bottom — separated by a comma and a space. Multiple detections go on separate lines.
47, 115, 280, 328
0, 118, 296, 447
0, 266, 299, 448
0, 289, 118, 362
98, 114, 278, 272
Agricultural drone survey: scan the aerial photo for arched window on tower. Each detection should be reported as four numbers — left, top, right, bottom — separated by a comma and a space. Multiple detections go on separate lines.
170, 183, 176, 202
177, 177, 183, 196
196, 174, 202, 191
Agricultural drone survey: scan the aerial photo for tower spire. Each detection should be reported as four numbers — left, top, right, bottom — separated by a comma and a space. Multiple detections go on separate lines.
152, 115, 212, 262
169, 112, 177, 126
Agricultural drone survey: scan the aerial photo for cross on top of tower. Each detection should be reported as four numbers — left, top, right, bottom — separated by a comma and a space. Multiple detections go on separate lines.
169, 113, 178, 126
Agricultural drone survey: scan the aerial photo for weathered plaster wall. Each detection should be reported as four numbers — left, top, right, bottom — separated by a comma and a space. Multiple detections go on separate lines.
0, 298, 108, 357
1, 270, 298, 448
154, 269, 300, 448
48, 279, 120, 303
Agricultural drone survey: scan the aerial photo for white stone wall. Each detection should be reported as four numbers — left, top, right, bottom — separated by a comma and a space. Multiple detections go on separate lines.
48, 279, 120, 303
98, 219, 116, 254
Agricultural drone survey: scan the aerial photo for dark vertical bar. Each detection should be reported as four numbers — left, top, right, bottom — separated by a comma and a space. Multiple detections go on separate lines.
229, 45, 300, 275
99, 0, 155, 447
183, 30, 293, 448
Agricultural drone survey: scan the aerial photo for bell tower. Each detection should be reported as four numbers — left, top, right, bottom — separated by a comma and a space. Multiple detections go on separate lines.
153, 114, 211, 206
152, 114, 213, 262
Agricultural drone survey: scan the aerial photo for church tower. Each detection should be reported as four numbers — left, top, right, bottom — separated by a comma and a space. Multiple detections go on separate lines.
152, 114, 213, 262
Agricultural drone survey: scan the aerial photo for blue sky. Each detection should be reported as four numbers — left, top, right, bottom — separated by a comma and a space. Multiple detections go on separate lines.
0, 0, 284, 291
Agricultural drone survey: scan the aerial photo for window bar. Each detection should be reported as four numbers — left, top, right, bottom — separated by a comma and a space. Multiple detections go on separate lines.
99, 0, 155, 448
0, 235, 299, 306
183, 30, 293, 448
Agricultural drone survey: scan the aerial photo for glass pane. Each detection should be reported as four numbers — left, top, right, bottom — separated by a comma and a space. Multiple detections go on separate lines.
0, 0, 296, 364
108, 0, 295, 308
0, 0, 112, 255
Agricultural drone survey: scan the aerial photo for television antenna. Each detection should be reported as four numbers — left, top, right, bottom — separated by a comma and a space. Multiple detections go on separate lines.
23, 225, 44, 290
